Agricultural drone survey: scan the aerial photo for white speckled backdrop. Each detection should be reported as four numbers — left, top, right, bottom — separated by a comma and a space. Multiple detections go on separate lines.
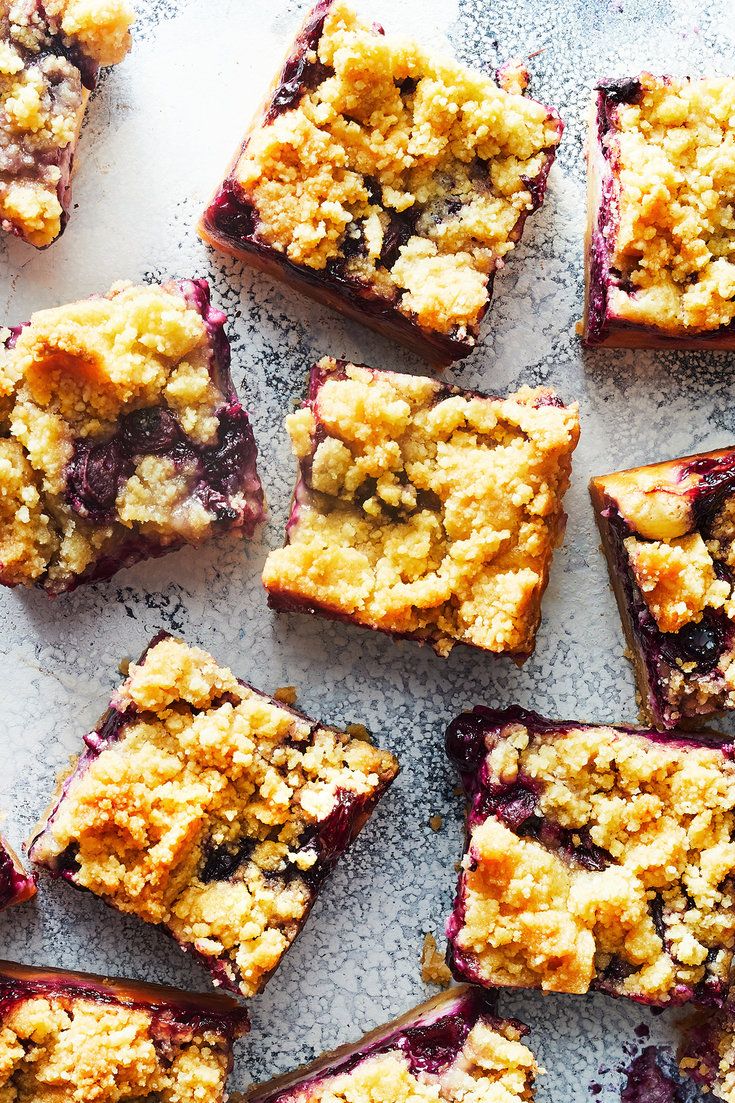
2, 0, 735, 1097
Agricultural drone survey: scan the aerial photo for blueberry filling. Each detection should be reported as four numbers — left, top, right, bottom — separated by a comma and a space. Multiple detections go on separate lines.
264, 0, 334, 124
398, 1015, 472, 1075
66, 437, 133, 519
621, 1048, 695, 1103
660, 612, 726, 674
200, 840, 254, 884
379, 208, 420, 269
597, 77, 643, 106
302, 789, 362, 878
119, 406, 190, 457
445, 713, 488, 774
208, 180, 258, 243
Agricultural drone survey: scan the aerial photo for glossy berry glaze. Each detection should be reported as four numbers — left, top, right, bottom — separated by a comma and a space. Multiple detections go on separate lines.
28, 632, 396, 996
598, 452, 735, 729
247, 987, 505, 1103
444, 705, 734, 1007
0, 840, 35, 912
0, 960, 249, 1043
620, 1048, 697, 1103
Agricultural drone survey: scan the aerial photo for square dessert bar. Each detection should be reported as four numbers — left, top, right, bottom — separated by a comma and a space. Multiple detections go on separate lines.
582, 75, 735, 348
29, 634, 399, 998
1, 0, 134, 247
0, 834, 35, 911
0, 278, 264, 595
245, 986, 539, 1103
199, 0, 563, 366
445, 705, 735, 1007
263, 358, 580, 658
681, 1011, 735, 1103
0, 959, 249, 1102
591, 449, 735, 730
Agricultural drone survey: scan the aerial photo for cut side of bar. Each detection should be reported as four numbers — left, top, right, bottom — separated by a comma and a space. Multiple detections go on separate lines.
591, 449, 735, 729
0, 959, 248, 1102
245, 985, 538, 1103
681, 1011, 735, 1103
446, 705, 735, 1007
0, 279, 264, 595
0, 0, 134, 247
263, 357, 579, 658
199, 0, 563, 366
0, 834, 35, 911
29, 634, 399, 997
582, 75, 735, 348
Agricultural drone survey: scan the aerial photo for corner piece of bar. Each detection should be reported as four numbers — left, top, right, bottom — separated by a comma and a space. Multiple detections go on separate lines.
0, 835, 35, 911
582, 74, 735, 348
1, 0, 134, 247
445, 705, 735, 1007
0, 959, 248, 1102
198, 0, 563, 366
0, 279, 264, 595
28, 633, 399, 997
262, 357, 579, 658
244, 986, 539, 1103
590, 449, 735, 729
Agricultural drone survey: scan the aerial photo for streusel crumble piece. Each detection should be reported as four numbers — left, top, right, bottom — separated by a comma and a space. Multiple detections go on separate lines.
0, 959, 248, 1102
0, 834, 35, 910
1, 0, 134, 247
591, 449, 735, 729
246, 986, 538, 1103
446, 705, 735, 1007
199, 0, 563, 366
582, 75, 735, 347
29, 634, 399, 997
0, 279, 264, 595
263, 358, 579, 658
681, 1011, 735, 1103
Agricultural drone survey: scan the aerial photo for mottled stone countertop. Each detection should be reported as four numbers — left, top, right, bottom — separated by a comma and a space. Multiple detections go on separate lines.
1, 0, 734, 1097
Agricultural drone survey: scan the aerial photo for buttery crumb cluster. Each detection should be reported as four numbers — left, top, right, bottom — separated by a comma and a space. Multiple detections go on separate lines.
263, 359, 580, 657
29, 636, 398, 997
0, 280, 263, 595
591, 451, 735, 728
211, 0, 562, 342
0, 0, 134, 246
592, 75, 735, 339
449, 716, 735, 1005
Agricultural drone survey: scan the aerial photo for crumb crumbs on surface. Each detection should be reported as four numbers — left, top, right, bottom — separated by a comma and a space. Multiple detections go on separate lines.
420, 933, 452, 987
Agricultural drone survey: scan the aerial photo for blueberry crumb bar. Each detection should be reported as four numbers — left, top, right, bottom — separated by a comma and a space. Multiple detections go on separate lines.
0, 834, 35, 911
244, 985, 538, 1103
681, 1011, 735, 1102
0, 278, 264, 595
29, 633, 399, 997
0, 959, 248, 1102
591, 449, 735, 730
582, 75, 735, 348
446, 705, 735, 1007
199, 0, 563, 366
263, 357, 579, 658
1, 0, 134, 247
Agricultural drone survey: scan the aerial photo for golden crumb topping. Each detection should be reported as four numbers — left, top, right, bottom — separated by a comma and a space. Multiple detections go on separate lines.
624, 532, 731, 633
456, 722, 735, 1002
605, 74, 735, 335
235, 1, 561, 336
263, 359, 579, 656
0, 0, 133, 246
0, 995, 229, 1103
0, 282, 245, 594
30, 637, 398, 997
279, 1020, 537, 1103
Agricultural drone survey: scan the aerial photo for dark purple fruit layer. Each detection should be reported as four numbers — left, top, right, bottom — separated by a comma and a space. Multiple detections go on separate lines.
247, 988, 505, 1103
621, 1048, 697, 1103
0, 961, 249, 1040
0, 845, 35, 911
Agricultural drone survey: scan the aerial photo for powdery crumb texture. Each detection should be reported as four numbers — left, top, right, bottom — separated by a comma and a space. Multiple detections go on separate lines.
263, 359, 579, 656
606, 75, 735, 335
29, 636, 398, 998
0, 994, 231, 1102
0, 280, 259, 594
230, 0, 562, 337
454, 720, 735, 1004
255, 1019, 537, 1103
0, 0, 133, 246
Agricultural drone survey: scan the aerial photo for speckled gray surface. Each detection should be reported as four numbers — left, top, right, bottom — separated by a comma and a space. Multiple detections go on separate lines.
1, 0, 735, 1098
